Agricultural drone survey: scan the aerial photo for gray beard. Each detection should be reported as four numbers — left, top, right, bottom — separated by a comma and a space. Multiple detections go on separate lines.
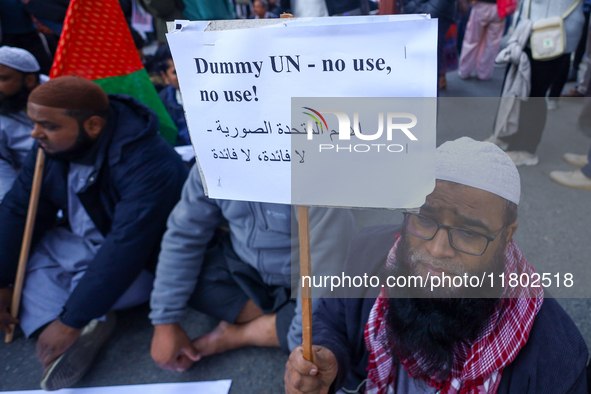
381, 229, 504, 381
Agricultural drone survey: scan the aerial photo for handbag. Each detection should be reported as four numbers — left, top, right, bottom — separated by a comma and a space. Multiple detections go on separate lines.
527, 0, 581, 60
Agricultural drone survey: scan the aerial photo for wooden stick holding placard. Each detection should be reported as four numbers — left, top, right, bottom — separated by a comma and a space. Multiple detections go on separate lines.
5, 148, 45, 343
277, 11, 314, 361
297, 206, 313, 361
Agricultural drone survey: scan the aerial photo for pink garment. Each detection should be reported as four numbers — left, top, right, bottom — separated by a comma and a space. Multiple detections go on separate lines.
459, 2, 506, 80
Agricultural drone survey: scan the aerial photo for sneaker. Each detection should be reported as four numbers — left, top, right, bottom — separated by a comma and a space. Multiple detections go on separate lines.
40, 312, 117, 391
484, 136, 509, 151
560, 88, 584, 98
507, 151, 539, 166
549, 169, 591, 190
546, 98, 558, 110
563, 153, 589, 167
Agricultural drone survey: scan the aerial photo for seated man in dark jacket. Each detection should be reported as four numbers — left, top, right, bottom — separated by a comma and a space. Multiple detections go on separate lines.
0, 76, 188, 390
285, 137, 588, 394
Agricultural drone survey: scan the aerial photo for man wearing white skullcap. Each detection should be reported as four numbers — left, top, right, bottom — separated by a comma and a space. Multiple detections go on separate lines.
0, 46, 41, 201
0, 75, 189, 391
285, 137, 588, 394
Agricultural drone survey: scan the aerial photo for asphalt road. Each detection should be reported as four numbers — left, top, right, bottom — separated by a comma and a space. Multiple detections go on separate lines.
1, 66, 591, 393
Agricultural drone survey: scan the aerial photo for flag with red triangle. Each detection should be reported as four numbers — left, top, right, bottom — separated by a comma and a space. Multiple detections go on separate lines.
50, 0, 178, 145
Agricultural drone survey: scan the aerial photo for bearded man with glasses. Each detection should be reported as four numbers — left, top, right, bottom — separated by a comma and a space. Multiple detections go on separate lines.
285, 137, 588, 394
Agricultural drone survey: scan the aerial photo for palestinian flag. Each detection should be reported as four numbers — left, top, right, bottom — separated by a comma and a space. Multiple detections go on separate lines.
49, 0, 178, 145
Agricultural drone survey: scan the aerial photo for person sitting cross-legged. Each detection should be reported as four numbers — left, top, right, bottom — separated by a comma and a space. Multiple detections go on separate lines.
0, 75, 188, 390
149, 165, 357, 371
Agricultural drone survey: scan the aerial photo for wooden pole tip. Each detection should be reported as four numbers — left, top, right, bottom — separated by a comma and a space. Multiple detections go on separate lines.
5, 326, 15, 343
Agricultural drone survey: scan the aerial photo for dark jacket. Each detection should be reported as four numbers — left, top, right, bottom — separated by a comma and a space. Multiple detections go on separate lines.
313, 225, 589, 394
0, 95, 188, 329
325, 0, 360, 15
21, 0, 69, 24
401, 0, 456, 21
158, 85, 190, 146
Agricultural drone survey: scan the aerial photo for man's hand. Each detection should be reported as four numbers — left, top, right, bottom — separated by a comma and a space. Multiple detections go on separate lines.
151, 323, 201, 371
0, 287, 19, 335
285, 345, 338, 394
37, 319, 82, 369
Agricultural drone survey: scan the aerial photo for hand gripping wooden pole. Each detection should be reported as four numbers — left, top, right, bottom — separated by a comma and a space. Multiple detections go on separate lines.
297, 206, 313, 361
5, 148, 45, 343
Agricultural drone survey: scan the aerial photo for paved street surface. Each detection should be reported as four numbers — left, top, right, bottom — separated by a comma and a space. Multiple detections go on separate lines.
1, 66, 591, 393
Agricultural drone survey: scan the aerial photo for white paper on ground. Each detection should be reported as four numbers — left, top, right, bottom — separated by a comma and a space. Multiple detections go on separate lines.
0, 380, 232, 394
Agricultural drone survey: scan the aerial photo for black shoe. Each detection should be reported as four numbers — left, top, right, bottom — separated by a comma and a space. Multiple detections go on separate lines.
40, 312, 117, 391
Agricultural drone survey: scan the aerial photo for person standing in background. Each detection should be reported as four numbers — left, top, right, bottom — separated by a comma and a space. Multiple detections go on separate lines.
0, 0, 53, 74
550, 78, 591, 190
400, 0, 457, 91
181, 0, 236, 20
499, 0, 585, 166
458, 0, 507, 80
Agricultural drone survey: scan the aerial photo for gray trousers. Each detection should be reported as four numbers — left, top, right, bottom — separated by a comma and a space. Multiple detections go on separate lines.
20, 227, 153, 336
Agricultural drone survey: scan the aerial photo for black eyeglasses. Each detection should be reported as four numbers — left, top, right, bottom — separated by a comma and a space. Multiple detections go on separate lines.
402, 212, 505, 256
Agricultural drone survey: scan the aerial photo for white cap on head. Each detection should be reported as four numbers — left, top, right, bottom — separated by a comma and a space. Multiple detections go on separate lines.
435, 137, 521, 205
0, 46, 40, 73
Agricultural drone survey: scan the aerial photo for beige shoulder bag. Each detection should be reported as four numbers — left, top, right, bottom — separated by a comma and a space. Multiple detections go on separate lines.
528, 0, 581, 60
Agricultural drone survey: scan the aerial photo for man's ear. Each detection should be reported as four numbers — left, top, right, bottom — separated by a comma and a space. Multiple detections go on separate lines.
503, 221, 518, 252
24, 74, 38, 90
83, 115, 107, 139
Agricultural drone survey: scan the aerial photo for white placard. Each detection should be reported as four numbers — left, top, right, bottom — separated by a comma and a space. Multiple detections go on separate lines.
167, 16, 437, 206
0, 380, 232, 394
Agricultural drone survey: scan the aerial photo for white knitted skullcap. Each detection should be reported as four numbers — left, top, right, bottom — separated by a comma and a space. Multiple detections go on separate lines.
0, 46, 40, 73
436, 137, 520, 205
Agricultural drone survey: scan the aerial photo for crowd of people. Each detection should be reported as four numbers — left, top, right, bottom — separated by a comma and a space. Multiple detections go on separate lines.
452, 0, 591, 191
0, 0, 590, 392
